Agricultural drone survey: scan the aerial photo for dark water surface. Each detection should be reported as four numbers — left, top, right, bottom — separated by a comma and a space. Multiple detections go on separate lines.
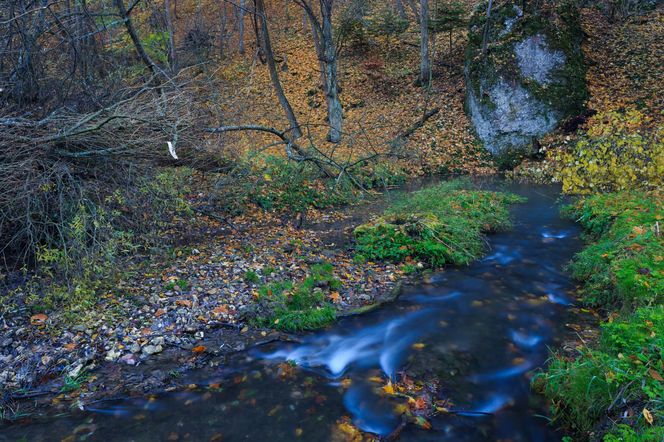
1, 182, 582, 441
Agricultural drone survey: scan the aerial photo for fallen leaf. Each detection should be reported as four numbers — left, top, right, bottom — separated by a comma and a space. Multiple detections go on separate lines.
643, 408, 653, 425
192, 345, 207, 354
414, 416, 432, 430
413, 396, 427, 410
648, 368, 663, 382
30, 313, 48, 326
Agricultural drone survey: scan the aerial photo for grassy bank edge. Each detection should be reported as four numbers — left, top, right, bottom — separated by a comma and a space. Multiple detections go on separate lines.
533, 191, 663, 441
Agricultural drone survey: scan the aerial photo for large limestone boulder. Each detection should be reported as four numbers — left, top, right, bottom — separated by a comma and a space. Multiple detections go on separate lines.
465, 2, 587, 162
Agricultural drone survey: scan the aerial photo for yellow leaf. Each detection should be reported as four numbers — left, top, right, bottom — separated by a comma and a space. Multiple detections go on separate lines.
382, 381, 395, 395
643, 408, 654, 425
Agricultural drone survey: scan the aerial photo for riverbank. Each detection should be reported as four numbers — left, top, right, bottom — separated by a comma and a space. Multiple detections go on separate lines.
0, 192, 399, 417
1, 181, 586, 441
534, 191, 663, 440
0, 178, 522, 422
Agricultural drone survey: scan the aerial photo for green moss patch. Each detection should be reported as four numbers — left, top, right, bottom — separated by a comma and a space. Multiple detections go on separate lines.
353, 180, 525, 266
255, 263, 340, 332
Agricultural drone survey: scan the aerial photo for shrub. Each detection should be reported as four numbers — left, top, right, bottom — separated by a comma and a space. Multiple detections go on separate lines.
337, 0, 370, 49
367, 6, 409, 50
354, 181, 525, 266
248, 155, 353, 213
553, 109, 664, 194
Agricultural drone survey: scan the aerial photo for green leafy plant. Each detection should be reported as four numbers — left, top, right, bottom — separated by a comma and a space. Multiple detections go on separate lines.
256, 263, 339, 332
553, 109, 663, 194
244, 270, 260, 284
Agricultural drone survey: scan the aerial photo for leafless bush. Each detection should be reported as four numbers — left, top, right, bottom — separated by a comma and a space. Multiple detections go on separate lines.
0, 82, 200, 272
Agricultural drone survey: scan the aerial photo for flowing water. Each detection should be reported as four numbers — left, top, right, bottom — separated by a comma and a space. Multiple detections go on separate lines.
1, 182, 582, 441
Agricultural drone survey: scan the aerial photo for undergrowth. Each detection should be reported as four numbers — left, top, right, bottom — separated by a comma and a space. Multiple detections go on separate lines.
353, 180, 525, 266
1, 167, 195, 321
553, 109, 663, 194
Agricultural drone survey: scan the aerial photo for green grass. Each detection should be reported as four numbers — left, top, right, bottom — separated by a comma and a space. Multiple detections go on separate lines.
353, 180, 525, 266
535, 190, 663, 440
564, 191, 663, 310
60, 370, 89, 393
244, 270, 260, 284
256, 263, 339, 332
534, 306, 663, 435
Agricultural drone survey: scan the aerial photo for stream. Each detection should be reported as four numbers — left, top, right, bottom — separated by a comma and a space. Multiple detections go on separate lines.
0, 182, 582, 441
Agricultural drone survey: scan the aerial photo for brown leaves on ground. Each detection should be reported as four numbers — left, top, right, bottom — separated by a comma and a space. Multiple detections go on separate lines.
200, 0, 494, 176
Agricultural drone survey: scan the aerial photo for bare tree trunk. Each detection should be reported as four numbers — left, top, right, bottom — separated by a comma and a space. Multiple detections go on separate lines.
320, 0, 342, 143
309, 13, 328, 103
481, 0, 493, 59
418, 0, 430, 86
164, 0, 177, 72
219, 1, 228, 57
114, 0, 160, 79
255, 0, 302, 138
238, 0, 246, 54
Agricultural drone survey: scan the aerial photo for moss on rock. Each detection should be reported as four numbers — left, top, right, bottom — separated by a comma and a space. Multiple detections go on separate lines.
465, 0, 588, 160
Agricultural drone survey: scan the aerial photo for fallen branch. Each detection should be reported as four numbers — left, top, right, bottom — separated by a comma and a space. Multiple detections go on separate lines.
205, 124, 335, 178
400, 107, 440, 139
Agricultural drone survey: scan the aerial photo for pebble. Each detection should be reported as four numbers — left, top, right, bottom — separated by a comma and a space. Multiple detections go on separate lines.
119, 353, 138, 365
105, 348, 122, 361
142, 344, 163, 355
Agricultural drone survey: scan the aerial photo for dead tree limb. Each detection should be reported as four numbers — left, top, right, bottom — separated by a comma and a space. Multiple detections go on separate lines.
205, 124, 334, 177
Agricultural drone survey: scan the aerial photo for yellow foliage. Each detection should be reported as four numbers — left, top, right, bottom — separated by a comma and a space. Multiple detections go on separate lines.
552, 109, 664, 194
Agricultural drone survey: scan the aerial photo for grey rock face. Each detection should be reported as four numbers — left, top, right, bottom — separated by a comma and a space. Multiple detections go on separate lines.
465, 6, 586, 158
514, 35, 566, 84
467, 79, 560, 155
